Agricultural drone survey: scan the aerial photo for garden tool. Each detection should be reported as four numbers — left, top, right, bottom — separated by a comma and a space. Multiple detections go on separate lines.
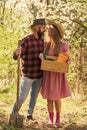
9, 41, 24, 127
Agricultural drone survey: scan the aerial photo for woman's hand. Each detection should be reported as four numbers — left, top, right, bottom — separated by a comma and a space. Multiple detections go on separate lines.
39, 53, 44, 60
67, 57, 72, 64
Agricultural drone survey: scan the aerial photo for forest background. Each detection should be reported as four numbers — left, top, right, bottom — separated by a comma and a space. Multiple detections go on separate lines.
0, 0, 87, 130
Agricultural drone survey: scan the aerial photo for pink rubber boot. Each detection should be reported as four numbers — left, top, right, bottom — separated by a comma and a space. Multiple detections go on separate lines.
47, 112, 54, 126
55, 112, 61, 127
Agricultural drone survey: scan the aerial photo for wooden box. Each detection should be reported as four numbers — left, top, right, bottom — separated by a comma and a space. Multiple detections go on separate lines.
41, 60, 69, 73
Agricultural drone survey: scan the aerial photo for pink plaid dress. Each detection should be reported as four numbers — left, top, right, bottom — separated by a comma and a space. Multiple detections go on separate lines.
41, 43, 71, 101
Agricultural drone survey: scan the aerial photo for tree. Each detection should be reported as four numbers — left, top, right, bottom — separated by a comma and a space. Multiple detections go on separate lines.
0, 0, 87, 97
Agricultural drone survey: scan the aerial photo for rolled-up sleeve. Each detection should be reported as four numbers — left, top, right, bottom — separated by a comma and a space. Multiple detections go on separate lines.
13, 51, 18, 60
13, 37, 28, 60
19, 38, 28, 57
63, 43, 69, 52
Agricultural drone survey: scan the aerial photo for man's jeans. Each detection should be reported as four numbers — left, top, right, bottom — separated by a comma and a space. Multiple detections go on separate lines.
12, 76, 42, 115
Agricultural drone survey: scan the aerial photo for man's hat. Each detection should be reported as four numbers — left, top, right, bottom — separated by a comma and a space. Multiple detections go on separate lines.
48, 21, 64, 39
30, 18, 46, 27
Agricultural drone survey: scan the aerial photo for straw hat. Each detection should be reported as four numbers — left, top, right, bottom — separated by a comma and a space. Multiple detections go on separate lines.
48, 21, 64, 39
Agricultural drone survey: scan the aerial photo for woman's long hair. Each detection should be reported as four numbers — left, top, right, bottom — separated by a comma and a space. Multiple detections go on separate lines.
50, 26, 62, 56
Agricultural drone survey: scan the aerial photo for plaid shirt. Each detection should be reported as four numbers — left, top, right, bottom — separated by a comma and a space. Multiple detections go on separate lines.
13, 34, 44, 79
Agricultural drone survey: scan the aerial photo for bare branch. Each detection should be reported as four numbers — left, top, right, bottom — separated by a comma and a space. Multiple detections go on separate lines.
70, 19, 87, 30
13, 0, 20, 8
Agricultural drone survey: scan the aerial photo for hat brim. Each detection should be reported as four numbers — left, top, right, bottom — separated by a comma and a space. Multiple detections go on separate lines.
30, 18, 46, 28
30, 23, 39, 28
48, 21, 64, 39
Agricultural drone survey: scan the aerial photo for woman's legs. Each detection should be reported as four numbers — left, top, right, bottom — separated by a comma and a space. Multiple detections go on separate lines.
55, 99, 61, 125
47, 100, 54, 124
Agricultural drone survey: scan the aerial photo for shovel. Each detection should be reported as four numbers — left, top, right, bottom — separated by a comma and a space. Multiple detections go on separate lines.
9, 41, 24, 127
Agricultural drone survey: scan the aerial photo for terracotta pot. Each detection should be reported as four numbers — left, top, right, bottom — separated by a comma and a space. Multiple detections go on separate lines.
57, 52, 69, 62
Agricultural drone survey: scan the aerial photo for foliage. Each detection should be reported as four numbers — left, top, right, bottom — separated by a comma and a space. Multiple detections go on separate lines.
0, 0, 87, 97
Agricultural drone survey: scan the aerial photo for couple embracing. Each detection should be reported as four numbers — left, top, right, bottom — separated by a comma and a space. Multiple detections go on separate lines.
11, 18, 71, 127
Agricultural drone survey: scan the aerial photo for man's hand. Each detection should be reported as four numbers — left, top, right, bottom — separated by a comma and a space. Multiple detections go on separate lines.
15, 47, 21, 56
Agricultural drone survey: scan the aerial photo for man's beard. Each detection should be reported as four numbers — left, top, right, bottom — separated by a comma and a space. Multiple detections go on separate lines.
37, 31, 44, 39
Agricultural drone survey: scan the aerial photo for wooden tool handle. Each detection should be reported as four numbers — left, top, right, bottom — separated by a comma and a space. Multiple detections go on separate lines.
16, 41, 20, 113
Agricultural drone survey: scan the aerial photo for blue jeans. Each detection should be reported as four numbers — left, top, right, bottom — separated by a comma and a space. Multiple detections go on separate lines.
12, 76, 42, 115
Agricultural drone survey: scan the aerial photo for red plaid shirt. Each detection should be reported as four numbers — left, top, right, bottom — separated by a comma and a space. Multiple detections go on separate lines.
13, 34, 44, 79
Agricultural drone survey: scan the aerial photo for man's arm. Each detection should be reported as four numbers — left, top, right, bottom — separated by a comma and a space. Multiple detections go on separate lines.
13, 47, 21, 60
13, 37, 28, 60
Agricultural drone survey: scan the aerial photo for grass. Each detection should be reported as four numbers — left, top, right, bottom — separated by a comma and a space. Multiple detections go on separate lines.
0, 85, 87, 130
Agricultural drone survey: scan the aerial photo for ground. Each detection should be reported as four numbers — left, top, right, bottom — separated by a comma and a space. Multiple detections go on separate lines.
0, 86, 87, 130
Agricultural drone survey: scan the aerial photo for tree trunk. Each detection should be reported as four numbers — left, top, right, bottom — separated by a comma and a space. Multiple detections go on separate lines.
1, 0, 6, 24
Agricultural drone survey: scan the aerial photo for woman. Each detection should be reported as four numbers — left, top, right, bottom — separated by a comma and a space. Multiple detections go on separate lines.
39, 21, 71, 127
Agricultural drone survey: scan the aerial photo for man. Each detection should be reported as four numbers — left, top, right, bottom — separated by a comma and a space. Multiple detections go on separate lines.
12, 18, 46, 120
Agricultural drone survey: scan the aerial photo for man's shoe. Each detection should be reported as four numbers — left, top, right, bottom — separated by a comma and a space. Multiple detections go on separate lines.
27, 115, 33, 120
